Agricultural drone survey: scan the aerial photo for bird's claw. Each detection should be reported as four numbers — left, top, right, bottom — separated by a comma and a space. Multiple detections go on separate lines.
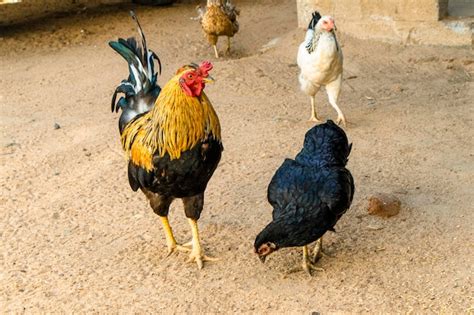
302, 261, 325, 276
309, 116, 323, 123
180, 240, 193, 248
336, 115, 347, 127
166, 243, 192, 257
286, 261, 325, 276
187, 252, 219, 270
313, 249, 333, 263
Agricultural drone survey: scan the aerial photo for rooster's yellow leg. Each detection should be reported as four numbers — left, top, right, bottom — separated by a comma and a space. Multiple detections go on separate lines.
302, 245, 324, 276
309, 96, 323, 123
213, 45, 219, 58
186, 218, 219, 269
159, 216, 191, 256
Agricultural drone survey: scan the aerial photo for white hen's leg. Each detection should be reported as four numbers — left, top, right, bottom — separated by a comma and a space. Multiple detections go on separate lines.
309, 96, 323, 123
326, 75, 346, 126
298, 74, 322, 122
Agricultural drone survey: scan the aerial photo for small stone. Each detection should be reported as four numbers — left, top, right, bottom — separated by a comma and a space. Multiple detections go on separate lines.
391, 84, 405, 93
367, 193, 401, 217
54, 123, 61, 130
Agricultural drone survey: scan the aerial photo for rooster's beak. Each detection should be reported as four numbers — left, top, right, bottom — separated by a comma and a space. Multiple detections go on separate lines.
204, 75, 215, 84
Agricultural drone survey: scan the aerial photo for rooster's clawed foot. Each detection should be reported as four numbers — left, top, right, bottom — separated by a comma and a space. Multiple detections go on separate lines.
166, 242, 192, 256
187, 250, 219, 270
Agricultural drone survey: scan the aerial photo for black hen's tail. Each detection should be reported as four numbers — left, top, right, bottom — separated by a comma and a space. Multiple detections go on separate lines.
109, 11, 162, 132
295, 120, 352, 167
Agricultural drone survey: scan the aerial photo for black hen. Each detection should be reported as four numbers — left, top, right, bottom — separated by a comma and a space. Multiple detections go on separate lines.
254, 120, 354, 275
109, 11, 162, 133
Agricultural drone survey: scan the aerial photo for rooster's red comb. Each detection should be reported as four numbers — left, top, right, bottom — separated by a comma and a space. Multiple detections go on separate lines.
199, 61, 213, 76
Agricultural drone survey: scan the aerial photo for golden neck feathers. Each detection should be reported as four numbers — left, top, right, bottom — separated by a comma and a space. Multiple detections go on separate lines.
121, 71, 221, 171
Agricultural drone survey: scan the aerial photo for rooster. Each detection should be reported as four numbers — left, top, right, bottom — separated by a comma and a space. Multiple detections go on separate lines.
297, 11, 346, 126
110, 13, 223, 269
196, 0, 240, 58
254, 120, 354, 275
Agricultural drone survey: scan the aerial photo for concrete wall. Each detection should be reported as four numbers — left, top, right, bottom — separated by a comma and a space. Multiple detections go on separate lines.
297, 0, 473, 46
0, 0, 130, 26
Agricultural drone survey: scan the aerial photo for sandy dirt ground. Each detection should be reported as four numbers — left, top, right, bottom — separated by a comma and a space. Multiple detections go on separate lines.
1, 0, 473, 313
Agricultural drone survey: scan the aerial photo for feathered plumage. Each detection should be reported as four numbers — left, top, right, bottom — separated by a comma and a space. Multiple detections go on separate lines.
254, 120, 354, 274
196, 0, 240, 58
297, 11, 345, 126
109, 11, 162, 133
110, 17, 223, 270
121, 66, 221, 172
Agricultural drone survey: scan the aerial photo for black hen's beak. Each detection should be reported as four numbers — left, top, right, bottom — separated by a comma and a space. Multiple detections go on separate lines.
258, 255, 267, 263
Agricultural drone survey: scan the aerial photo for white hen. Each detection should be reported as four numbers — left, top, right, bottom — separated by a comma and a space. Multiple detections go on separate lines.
297, 11, 345, 126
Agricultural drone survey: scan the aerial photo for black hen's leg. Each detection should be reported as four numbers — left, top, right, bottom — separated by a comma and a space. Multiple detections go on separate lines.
144, 190, 189, 255
312, 238, 323, 262
312, 237, 333, 262
182, 194, 218, 269
302, 245, 325, 276
287, 245, 325, 276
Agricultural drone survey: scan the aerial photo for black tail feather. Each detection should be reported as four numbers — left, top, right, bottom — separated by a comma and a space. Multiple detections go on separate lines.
130, 10, 161, 76
109, 11, 162, 112
130, 11, 147, 69
109, 11, 162, 132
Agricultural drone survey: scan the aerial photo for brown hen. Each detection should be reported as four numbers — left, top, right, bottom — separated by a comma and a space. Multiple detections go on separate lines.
196, 0, 239, 58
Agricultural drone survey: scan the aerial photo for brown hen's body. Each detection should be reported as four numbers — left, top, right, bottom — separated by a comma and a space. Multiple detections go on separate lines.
197, 0, 239, 58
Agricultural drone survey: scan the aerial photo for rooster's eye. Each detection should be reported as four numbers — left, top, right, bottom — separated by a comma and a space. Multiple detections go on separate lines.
188, 74, 194, 79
